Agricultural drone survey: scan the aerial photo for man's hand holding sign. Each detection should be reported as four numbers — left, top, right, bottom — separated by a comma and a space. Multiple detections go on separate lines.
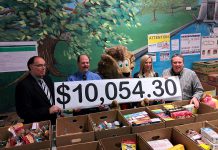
54, 77, 182, 110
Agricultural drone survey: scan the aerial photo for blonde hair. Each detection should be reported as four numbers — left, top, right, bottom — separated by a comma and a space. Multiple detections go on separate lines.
138, 55, 155, 78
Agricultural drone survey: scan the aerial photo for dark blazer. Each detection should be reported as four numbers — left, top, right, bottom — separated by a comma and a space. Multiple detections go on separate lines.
15, 73, 56, 125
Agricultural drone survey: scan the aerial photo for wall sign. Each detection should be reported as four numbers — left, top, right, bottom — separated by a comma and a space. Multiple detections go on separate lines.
0, 41, 38, 72
148, 33, 170, 52
180, 33, 201, 55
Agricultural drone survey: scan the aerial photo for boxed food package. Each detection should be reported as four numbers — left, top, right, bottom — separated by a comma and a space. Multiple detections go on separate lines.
172, 100, 218, 122
201, 127, 218, 144
202, 136, 218, 150
89, 110, 131, 140
147, 103, 195, 127
99, 134, 147, 150
138, 127, 199, 150
120, 107, 165, 133
56, 115, 95, 147
174, 121, 218, 149
147, 138, 173, 150
0, 120, 51, 150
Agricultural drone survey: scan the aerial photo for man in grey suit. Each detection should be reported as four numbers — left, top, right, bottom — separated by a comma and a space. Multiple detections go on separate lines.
15, 56, 61, 125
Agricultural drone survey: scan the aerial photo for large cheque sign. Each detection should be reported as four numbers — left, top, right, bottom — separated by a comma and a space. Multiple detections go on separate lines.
54, 77, 182, 110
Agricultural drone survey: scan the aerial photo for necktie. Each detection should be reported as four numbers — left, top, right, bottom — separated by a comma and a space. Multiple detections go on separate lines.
38, 79, 52, 104
82, 74, 87, 80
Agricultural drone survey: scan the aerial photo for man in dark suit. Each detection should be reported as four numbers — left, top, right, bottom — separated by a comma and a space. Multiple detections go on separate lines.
15, 56, 61, 125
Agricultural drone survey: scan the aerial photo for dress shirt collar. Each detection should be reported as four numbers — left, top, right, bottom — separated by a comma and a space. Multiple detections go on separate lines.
170, 68, 184, 77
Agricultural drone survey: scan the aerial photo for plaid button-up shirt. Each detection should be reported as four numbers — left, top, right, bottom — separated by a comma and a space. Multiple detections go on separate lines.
162, 68, 204, 100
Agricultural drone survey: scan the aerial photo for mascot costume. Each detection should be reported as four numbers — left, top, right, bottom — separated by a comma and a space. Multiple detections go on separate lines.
98, 45, 149, 109
98, 45, 135, 79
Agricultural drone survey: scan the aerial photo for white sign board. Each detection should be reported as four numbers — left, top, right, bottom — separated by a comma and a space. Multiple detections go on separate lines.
180, 33, 201, 55
201, 36, 218, 59
55, 77, 182, 110
171, 39, 179, 51
0, 41, 38, 72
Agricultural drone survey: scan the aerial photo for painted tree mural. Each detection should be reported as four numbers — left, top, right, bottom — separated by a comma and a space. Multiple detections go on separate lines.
141, 0, 165, 21
167, 0, 197, 15
0, 0, 140, 76
141, 0, 198, 20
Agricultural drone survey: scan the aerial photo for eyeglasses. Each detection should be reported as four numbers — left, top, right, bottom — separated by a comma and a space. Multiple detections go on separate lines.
33, 64, 47, 68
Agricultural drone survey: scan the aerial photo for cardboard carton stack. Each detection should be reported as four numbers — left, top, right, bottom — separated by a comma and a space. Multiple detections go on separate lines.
193, 60, 218, 95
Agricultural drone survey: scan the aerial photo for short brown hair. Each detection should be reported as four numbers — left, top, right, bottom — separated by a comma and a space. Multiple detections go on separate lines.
171, 54, 184, 63
27, 56, 42, 70
77, 54, 90, 63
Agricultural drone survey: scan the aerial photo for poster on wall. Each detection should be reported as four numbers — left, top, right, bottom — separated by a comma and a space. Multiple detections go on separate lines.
0, 41, 38, 72
171, 39, 179, 51
160, 51, 170, 61
180, 33, 201, 55
214, 27, 218, 36
201, 36, 218, 59
148, 33, 170, 52
147, 53, 157, 62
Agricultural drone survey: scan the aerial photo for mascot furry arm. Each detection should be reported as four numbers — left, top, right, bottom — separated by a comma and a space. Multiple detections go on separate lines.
98, 45, 135, 79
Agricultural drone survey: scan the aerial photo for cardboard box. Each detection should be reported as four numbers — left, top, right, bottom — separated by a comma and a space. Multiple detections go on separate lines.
56, 141, 102, 150
201, 127, 218, 144
120, 107, 165, 133
0, 120, 52, 150
146, 103, 195, 127
138, 127, 200, 150
202, 136, 218, 150
0, 112, 23, 127
202, 82, 217, 97
172, 100, 218, 122
100, 134, 147, 150
56, 115, 95, 147
195, 72, 209, 83
207, 120, 218, 129
89, 110, 131, 140
193, 61, 218, 74
208, 74, 218, 83
174, 121, 218, 149
206, 81, 218, 95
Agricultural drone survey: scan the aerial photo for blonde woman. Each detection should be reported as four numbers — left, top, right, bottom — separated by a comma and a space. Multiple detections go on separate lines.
134, 54, 158, 78
134, 55, 162, 105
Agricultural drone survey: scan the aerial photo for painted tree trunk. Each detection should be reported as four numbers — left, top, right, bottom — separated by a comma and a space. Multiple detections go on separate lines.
38, 37, 62, 76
